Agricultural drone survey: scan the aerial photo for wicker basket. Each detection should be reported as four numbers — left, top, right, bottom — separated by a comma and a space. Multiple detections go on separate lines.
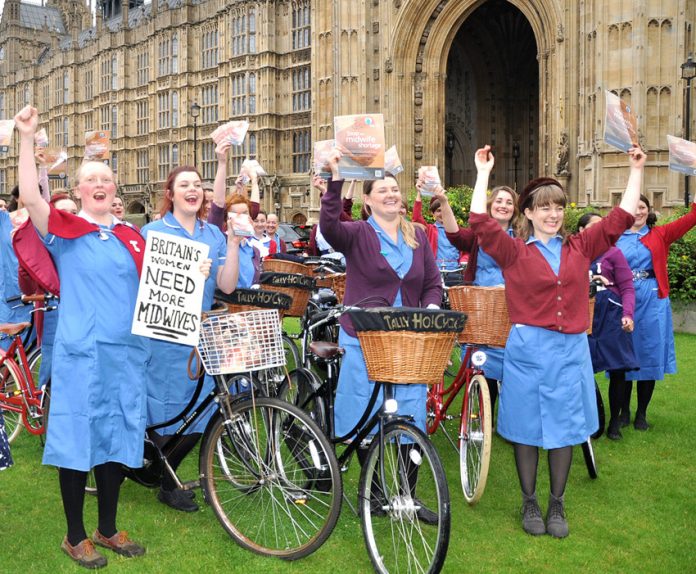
263, 258, 312, 276
356, 329, 460, 385
259, 273, 316, 317
448, 286, 510, 347
449, 285, 597, 346
314, 272, 346, 303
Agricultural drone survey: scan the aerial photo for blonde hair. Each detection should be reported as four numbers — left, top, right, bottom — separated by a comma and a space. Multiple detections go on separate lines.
515, 183, 568, 242
363, 177, 419, 249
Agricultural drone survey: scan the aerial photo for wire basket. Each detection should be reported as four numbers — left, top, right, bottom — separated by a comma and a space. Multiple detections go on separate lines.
448, 285, 510, 347
197, 309, 285, 375
263, 258, 312, 276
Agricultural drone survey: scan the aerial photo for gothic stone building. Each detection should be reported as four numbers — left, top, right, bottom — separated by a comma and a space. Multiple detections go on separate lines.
0, 0, 694, 225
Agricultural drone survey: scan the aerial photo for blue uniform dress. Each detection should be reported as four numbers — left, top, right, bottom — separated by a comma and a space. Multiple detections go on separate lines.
467, 229, 514, 380
0, 411, 12, 470
435, 223, 460, 271
142, 212, 227, 435
237, 240, 256, 288
0, 211, 32, 351
334, 217, 428, 438
615, 228, 676, 380
42, 214, 150, 471
499, 235, 598, 449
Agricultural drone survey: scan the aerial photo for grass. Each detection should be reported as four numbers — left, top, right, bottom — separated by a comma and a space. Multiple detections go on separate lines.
2, 334, 696, 573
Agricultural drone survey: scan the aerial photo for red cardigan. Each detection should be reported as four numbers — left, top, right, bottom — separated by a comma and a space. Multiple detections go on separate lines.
469, 207, 634, 334
640, 203, 696, 299
412, 199, 439, 257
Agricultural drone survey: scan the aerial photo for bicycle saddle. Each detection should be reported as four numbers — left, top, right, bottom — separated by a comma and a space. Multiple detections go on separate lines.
0, 322, 31, 336
309, 341, 343, 359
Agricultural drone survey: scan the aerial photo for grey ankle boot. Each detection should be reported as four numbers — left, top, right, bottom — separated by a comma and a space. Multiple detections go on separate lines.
546, 494, 569, 538
521, 493, 545, 536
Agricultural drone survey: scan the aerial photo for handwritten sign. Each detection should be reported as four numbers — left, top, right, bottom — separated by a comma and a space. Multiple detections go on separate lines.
132, 231, 210, 346
604, 91, 639, 152
667, 135, 696, 176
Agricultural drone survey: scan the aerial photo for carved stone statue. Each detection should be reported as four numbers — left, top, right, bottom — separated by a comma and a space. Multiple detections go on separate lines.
555, 130, 570, 176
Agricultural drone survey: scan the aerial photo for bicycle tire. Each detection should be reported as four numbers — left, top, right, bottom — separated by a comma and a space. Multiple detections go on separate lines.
278, 368, 327, 432
0, 362, 24, 443
460, 374, 492, 505
359, 422, 451, 574
282, 334, 301, 372
199, 396, 342, 560
582, 439, 598, 479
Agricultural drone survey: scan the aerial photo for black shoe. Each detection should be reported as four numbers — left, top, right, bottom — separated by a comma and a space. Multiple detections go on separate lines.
634, 413, 650, 431
521, 494, 546, 536
158, 488, 199, 512
183, 489, 195, 500
606, 420, 623, 441
369, 498, 387, 517
618, 410, 631, 428
413, 498, 439, 525
546, 494, 569, 538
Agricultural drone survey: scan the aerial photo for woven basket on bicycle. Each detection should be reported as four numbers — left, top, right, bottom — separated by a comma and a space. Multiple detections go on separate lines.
259, 272, 316, 317
449, 285, 597, 347
197, 309, 285, 375
314, 272, 346, 303
448, 285, 510, 347
262, 258, 312, 276
348, 307, 467, 385
213, 288, 292, 320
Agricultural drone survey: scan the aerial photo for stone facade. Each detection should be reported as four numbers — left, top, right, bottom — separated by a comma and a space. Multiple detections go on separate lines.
0, 0, 694, 224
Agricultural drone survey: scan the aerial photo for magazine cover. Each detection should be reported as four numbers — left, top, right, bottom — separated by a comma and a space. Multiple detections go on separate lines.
211, 120, 249, 146
84, 130, 110, 160
418, 166, 441, 196
334, 114, 385, 180
0, 120, 15, 153
667, 135, 696, 176
604, 91, 639, 152
43, 148, 68, 176
313, 139, 335, 179
240, 159, 267, 183
384, 145, 404, 176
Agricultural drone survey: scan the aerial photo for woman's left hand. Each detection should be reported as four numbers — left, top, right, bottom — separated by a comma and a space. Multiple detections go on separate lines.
621, 316, 634, 332
200, 258, 213, 279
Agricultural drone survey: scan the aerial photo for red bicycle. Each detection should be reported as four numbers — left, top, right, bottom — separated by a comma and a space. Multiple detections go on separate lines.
0, 294, 54, 443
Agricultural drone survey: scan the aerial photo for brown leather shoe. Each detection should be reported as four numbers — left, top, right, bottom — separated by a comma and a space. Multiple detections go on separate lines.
61, 537, 108, 569
92, 530, 146, 558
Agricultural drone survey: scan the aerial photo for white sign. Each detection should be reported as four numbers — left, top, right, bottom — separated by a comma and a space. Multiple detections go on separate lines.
132, 231, 210, 346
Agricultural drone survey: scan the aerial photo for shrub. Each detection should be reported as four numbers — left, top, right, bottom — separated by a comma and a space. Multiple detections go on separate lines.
661, 207, 696, 302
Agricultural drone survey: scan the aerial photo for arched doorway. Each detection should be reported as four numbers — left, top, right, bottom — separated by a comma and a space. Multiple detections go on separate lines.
445, 0, 538, 190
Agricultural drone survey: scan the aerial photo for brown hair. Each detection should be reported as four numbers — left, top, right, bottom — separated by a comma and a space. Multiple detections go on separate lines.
638, 194, 658, 229
159, 166, 205, 219
487, 186, 520, 225
226, 193, 251, 214
363, 176, 419, 249
515, 182, 568, 242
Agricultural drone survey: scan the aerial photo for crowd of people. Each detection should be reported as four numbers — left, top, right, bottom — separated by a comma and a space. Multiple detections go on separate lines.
1, 104, 695, 569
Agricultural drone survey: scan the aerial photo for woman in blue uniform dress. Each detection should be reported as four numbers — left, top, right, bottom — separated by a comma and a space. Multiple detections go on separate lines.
142, 165, 239, 512
16, 105, 148, 568
613, 194, 696, 431
468, 144, 645, 538
434, 184, 519, 417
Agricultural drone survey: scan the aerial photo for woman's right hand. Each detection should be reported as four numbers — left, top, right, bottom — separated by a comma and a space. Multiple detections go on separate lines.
14, 105, 39, 138
432, 185, 447, 202
627, 146, 646, 170
312, 174, 327, 194
474, 145, 495, 173
327, 149, 343, 180
215, 141, 231, 162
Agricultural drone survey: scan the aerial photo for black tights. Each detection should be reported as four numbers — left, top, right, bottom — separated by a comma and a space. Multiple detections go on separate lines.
622, 379, 656, 417
485, 378, 499, 414
513, 443, 573, 498
59, 462, 122, 546
608, 370, 626, 426
151, 432, 201, 492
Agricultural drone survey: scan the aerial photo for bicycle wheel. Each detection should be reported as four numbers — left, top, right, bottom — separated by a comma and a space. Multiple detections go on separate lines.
359, 422, 451, 574
278, 368, 327, 432
200, 396, 342, 560
582, 438, 598, 479
0, 363, 23, 443
282, 334, 301, 372
460, 374, 492, 505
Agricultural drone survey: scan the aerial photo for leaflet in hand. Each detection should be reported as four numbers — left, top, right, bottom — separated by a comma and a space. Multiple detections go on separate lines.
418, 166, 441, 196
384, 145, 404, 175
667, 135, 696, 176
211, 120, 250, 147
334, 114, 386, 180
313, 139, 335, 179
0, 120, 15, 153
34, 128, 49, 148
603, 91, 639, 152
228, 211, 256, 237
84, 130, 110, 160
240, 159, 266, 184
43, 148, 68, 175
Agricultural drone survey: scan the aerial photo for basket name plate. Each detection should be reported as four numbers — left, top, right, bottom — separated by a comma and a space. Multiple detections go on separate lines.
349, 307, 467, 333
260, 272, 316, 290
216, 288, 292, 310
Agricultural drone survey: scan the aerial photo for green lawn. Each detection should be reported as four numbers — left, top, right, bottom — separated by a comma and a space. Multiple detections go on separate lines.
2, 334, 695, 573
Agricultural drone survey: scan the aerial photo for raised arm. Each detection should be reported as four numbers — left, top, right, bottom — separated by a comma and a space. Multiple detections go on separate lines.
319, 149, 355, 252
432, 185, 459, 233
14, 106, 49, 236
249, 166, 260, 219
212, 141, 230, 208
412, 186, 427, 225
470, 145, 494, 215
618, 146, 646, 215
